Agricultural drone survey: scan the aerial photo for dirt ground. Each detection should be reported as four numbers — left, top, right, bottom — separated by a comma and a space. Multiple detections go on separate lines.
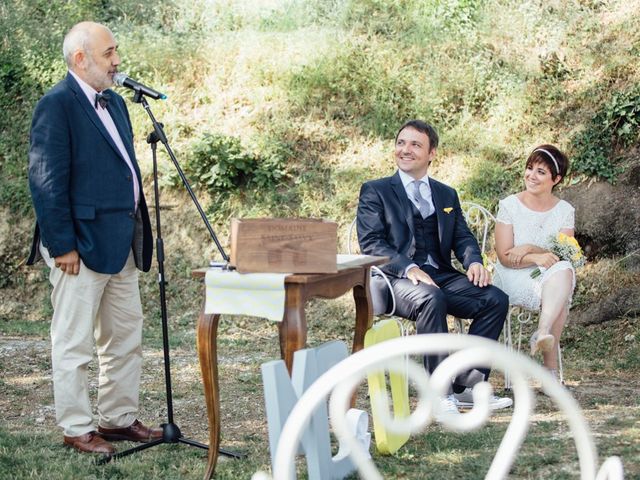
0, 326, 280, 452
1, 314, 639, 479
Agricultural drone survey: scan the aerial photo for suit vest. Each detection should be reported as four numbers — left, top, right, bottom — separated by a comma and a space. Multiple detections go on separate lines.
410, 203, 447, 268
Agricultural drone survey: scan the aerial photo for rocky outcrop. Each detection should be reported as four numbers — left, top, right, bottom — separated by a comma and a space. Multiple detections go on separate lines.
571, 286, 640, 325
560, 163, 640, 261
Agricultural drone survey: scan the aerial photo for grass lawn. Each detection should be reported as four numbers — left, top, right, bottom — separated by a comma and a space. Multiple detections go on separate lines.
1, 295, 638, 479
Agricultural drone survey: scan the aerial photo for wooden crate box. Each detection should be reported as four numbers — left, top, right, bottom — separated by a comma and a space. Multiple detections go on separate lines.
230, 218, 338, 273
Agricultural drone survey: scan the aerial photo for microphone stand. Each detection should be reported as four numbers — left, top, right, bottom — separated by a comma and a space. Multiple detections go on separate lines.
99, 89, 241, 465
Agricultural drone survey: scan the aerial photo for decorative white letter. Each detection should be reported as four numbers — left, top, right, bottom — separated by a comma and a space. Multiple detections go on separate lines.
261, 340, 370, 480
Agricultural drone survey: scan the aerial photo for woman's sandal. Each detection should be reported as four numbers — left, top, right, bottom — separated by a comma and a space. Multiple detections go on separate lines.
530, 331, 555, 355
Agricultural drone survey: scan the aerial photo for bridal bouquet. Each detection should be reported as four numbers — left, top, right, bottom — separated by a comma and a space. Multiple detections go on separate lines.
531, 232, 586, 279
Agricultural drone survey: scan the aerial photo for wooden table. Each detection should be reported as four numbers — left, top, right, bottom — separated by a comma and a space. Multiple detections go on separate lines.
192, 255, 388, 479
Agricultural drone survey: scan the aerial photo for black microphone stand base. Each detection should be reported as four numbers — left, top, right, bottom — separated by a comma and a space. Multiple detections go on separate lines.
96, 422, 243, 465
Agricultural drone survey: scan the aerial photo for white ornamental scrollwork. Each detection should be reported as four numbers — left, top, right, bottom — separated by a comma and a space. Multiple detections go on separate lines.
253, 334, 623, 480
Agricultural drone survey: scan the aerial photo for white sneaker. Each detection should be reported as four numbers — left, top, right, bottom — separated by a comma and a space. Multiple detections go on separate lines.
453, 388, 513, 410
435, 394, 460, 421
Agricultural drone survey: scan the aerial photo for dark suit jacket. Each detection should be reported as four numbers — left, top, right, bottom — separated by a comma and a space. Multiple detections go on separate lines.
27, 73, 152, 274
357, 171, 482, 280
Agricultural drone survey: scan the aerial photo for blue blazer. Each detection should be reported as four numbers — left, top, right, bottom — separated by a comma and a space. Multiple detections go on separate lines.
357, 171, 482, 278
27, 73, 152, 274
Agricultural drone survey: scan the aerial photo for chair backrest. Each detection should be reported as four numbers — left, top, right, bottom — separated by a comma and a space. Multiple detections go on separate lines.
460, 201, 496, 258
253, 334, 624, 480
346, 216, 360, 255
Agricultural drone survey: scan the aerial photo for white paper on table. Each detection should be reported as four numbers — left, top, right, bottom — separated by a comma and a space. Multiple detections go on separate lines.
336, 254, 364, 266
204, 269, 288, 322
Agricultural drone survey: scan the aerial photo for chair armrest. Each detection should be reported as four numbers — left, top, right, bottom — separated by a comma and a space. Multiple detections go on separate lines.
371, 265, 396, 317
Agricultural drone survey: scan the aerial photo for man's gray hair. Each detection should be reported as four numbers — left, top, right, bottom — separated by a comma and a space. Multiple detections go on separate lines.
62, 23, 92, 68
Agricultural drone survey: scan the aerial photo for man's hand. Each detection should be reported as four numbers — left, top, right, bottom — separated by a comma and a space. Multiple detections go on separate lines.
407, 266, 439, 288
467, 263, 491, 287
54, 250, 80, 275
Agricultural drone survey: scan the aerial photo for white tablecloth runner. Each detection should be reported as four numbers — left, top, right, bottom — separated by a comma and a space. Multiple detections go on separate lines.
205, 269, 288, 321
204, 254, 371, 322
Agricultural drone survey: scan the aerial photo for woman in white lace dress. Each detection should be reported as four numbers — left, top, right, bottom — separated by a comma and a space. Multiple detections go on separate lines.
494, 145, 576, 378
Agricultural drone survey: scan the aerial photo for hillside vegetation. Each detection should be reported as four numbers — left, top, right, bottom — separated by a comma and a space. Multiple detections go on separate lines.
1, 2, 639, 479
1, 0, 639, 325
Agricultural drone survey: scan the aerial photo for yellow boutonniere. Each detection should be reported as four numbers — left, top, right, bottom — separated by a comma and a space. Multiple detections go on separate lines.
443, 207, 453, 214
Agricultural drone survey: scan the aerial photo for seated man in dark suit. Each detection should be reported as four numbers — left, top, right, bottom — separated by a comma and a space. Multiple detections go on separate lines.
357, 119, 512, 414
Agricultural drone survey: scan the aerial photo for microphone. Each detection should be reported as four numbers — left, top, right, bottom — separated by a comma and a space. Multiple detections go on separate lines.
113, 72, 167, 100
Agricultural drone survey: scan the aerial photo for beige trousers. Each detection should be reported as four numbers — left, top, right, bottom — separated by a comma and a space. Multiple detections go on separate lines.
41, 244, 143, 437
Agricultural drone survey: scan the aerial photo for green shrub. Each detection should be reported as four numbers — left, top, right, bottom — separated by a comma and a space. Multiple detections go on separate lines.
250, 136, 292, 189
570, 135, 618, 182
571, 86, 640, 182
176, 133, 289, 194
605, 90, 640, 144
180, 134, 254, 191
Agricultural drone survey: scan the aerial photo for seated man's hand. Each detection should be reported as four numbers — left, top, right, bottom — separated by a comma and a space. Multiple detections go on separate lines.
54, 250, 80, 275
407, 266, 439, 288
467, 262, 491, 287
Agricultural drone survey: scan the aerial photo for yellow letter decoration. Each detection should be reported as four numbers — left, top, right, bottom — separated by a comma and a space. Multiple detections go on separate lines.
364, 319, 410, 454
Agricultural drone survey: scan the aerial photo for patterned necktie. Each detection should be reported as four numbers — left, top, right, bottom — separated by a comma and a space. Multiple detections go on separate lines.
94, 92, 110, 109
412, 180, 432, 218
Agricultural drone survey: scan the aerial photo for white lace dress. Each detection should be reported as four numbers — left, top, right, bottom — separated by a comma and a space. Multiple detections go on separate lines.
493, 194, 576, 311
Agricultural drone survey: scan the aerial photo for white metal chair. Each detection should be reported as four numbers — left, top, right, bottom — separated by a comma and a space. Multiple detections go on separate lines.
253, 334, 624, 480
452, 202, 499, 335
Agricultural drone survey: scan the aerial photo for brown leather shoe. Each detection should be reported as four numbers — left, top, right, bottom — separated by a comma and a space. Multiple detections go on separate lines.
63, 431, 115, 454
98, 419, 163, 443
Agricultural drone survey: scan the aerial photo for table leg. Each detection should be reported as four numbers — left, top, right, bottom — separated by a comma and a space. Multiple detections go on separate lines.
197, 310, 221, 480
279, 285, 307, 374
352, 268, 374, 355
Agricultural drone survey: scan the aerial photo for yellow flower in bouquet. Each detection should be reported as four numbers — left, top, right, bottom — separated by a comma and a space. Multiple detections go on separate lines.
530, 232, 586, 279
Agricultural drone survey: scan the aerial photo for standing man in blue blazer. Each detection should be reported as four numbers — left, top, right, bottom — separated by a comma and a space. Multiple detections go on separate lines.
27, 21, 161, 455
357, 119, 512, 415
